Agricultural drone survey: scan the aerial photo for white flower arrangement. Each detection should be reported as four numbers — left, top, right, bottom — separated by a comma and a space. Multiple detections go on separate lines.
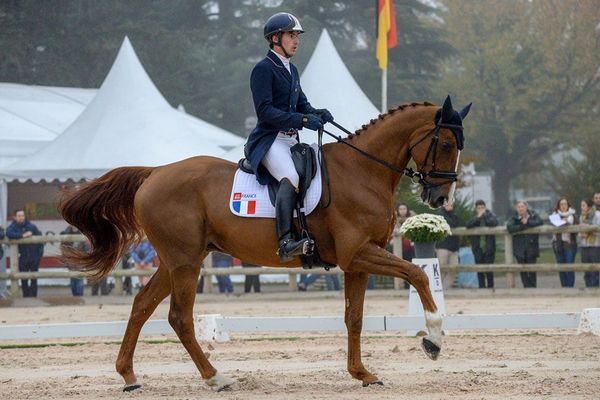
399, 213, 452, 243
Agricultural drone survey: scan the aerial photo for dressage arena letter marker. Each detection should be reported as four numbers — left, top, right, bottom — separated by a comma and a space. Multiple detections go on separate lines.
408, 257, 446, 335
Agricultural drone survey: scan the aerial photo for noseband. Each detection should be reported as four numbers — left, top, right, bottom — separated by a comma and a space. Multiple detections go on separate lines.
405, 120, 463, 190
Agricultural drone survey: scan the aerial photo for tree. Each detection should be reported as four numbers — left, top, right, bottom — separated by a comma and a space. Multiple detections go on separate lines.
545, 136, 600, 205
0, 1, 451, 134
436, 0, 600, 215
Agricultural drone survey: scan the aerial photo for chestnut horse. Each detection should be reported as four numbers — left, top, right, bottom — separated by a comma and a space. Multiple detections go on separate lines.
60, 97, 470, 392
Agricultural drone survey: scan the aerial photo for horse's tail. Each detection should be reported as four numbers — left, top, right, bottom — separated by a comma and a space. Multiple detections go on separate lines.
59, 166, 154, 280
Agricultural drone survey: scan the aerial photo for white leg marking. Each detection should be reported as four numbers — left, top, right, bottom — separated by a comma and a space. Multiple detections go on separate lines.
425, 310, 443, 348
205, 372, 236, 391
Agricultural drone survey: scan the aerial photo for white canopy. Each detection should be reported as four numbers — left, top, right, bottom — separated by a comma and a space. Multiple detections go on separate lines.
301, 29, 380, 137
222, 29, 380, 162
0, 37, 239, 183
0, 83, 96, 167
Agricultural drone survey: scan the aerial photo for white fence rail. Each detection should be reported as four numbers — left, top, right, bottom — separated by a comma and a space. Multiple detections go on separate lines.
0, 312, 583, 341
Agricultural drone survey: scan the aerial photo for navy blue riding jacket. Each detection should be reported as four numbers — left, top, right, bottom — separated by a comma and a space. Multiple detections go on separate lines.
245, 50, 316, 185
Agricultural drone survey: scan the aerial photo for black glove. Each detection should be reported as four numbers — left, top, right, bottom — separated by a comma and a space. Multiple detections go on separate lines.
315, 108, 334, 123
302, 114, 323, 131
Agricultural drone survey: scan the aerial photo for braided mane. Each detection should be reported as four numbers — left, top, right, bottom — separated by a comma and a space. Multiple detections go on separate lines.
345, 101, 435, 141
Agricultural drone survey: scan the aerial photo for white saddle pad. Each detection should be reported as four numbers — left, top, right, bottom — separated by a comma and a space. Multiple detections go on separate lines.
229, 143, 322, 218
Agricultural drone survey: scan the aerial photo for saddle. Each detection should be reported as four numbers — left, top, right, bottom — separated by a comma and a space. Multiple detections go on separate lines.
238, 143, 335, 270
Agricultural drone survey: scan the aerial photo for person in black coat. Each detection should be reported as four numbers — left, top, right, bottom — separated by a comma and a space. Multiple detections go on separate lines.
466, 200, 499, 288
0, 225, 4, 259
6, 209, 43, 297
506, 201, 544, 288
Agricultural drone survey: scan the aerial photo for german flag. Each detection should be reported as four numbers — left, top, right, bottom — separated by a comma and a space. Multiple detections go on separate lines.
376, 0, 398, 70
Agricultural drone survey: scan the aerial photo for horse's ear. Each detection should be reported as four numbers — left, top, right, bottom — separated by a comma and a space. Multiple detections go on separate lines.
441, 95, 454, 122
459, 103, 472, 120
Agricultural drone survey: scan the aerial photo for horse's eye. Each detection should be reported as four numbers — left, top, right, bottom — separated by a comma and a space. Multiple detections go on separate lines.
441, 141, 452, 152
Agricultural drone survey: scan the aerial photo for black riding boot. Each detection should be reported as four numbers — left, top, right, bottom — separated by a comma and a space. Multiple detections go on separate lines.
276, 178, 310, 263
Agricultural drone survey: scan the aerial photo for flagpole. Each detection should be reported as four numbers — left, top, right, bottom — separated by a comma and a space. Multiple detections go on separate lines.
381, 67, 387, 113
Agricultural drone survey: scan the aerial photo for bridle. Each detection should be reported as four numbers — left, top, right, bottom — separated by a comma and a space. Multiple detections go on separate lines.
321, 117, 463, 191
405, 119, 463, 190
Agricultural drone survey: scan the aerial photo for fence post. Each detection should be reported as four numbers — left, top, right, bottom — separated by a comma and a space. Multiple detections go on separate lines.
289, 272, 299, 291
203, 253, 213, 294
504, 233, 515, 288
113, 259, 124, 296
9, 244, 19, 297
392, 232, 404, 290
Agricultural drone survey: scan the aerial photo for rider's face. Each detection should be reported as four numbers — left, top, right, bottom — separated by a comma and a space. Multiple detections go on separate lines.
274, 31, 299, 57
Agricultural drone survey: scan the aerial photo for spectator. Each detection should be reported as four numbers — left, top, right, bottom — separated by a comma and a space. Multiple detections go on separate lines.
507, 201, 543, 288
6, 209, 43, 297
593, 192, 600, 212
466, 200, 498, 288
212, 252, 234, 293
60, 225, 86, 296
91, 275, 110, 296
196, 275, 205, 293
242, 261, 261, 293
298, 272, 340, 291
121, 251, 133, 295
130, 238, 156, 289
0, 224, 4, 259
550, 198, 578, 287
579, 199, 600, 287
0, 224, 5, 298
436, 202, 460, 290
397, 202, 415, 289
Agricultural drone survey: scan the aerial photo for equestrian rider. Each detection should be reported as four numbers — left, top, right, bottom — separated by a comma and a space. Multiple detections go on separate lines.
245, 12, 334, 263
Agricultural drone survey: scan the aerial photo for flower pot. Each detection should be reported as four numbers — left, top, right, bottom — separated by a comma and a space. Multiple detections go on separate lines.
414, 241, 436, 258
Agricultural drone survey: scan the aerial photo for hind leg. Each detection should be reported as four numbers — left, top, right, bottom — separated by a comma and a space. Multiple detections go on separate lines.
168, 260, 235, 391
116, 265, 171, 390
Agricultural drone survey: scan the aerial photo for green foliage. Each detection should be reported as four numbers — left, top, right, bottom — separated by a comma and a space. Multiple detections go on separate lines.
394, 173, 472, 226
545, 137, 600, 204
0, 0, 450, 135
435, 0, 600, 215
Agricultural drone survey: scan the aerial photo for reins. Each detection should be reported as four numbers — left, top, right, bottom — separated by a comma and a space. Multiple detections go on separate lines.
319, 119, 461, 191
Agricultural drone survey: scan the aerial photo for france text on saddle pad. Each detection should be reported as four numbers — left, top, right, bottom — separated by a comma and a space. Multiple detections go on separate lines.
229, 145, 322, 218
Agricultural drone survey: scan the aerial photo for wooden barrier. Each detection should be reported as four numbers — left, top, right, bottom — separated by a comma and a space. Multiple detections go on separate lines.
1, 224, 599, 296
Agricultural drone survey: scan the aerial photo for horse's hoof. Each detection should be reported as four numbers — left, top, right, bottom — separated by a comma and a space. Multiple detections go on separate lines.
123, 383, 142, 392
421, 337, 441, 360
362, 380, 384, 387
206, 372, 236, 392
217, 383, 234, 392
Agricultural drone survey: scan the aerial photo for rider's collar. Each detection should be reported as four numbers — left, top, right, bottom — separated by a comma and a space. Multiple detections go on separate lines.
270, 49, 291, 69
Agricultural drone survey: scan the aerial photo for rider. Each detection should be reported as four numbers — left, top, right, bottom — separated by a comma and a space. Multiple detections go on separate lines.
245, 12, 334, 263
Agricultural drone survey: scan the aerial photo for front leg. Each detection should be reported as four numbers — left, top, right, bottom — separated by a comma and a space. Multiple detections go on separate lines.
344, 271, 383, 386
347, 242, 442, 360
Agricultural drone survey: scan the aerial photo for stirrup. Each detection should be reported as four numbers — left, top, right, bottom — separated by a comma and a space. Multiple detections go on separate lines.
277, 238, 314, 262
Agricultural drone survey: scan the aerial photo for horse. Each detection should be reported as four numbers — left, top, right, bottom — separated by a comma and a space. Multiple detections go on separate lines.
59, 96, 471, 392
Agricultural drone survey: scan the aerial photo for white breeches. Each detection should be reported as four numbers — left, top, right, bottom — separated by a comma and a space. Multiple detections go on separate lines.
261, 133, 300, 188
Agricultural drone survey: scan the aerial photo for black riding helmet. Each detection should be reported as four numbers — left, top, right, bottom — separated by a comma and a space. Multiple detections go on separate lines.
264, 12, 304, 58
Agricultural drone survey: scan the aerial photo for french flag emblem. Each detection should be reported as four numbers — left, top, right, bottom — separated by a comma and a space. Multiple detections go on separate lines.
232, 192, 256, 215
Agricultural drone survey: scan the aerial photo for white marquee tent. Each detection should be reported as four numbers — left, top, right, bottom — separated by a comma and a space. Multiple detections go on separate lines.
301, 29, 380, 132
222, 29, 380, 162
0, 83, 96, 168
0, 37, 243, 224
